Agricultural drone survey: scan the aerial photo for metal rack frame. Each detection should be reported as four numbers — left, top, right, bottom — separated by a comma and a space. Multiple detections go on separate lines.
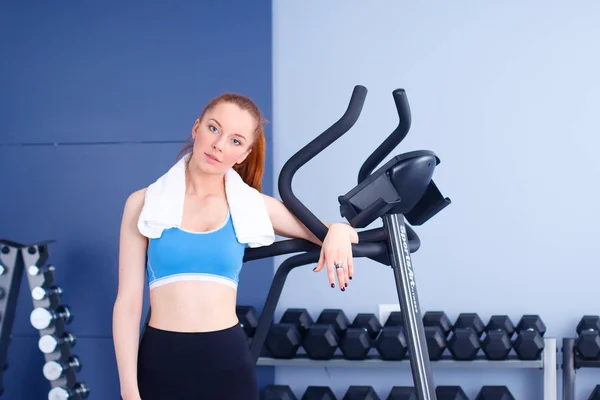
0, 239, 89, 399
257, 337, 557, 400
562, 337, 600, 400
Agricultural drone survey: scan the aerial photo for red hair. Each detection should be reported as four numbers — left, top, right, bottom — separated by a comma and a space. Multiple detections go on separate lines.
177, 93, 268, 192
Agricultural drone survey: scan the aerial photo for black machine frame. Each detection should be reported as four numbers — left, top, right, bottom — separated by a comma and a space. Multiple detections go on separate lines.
242, 85, 451, 399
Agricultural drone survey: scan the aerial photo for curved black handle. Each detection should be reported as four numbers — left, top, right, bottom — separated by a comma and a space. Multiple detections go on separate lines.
357, 88, 412, 184
278, 85, 368, 242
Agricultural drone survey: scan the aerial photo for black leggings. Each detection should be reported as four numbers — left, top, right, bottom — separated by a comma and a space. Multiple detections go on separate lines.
137, 324, 258, 400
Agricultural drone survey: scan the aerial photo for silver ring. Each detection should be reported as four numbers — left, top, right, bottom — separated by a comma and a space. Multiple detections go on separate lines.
334, 262, 343, 269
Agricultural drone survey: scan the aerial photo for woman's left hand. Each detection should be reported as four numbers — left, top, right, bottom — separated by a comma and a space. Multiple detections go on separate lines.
313, 223, 358, 291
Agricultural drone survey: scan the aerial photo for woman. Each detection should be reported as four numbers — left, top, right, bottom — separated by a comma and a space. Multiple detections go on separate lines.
112, 93, 359, 400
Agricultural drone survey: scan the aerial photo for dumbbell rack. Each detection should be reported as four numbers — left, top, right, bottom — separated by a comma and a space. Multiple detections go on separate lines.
0, 239, 89, 399
562, 337, 600, 400
256, 337, 558, 400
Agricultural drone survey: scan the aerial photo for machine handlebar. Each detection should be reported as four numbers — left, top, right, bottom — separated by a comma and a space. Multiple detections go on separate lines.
278, 85, 368, 242
357, 88, 412, 184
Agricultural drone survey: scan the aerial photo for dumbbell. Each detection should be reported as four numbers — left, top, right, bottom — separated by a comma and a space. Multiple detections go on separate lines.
261, 384, 298, 400
423, 311, 452, 360
236, 305, 259, 340
302, 386, 336, 400
589, 385, 600, 400
448, 313, 484, 360
265, 308, 313, 358
48, 383, 90, 400
340, 313, 381, 360
30, 305, 72, 330
481, 315, 515, 360
27, 264, 56, 285
374, 312, 408, 360
304, 309, 349, 360
474, 385, 515, 400
436, 386, 468, 400
38, 332, 76, 354
387, 387, 416, 400
575, 315, 600, 360
513, 315, 545, 360
42, 356, 81, 381
31, 285, 63, 301
343, 386, 379, 400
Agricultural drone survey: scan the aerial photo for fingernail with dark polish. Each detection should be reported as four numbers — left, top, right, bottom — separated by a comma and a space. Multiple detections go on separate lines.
345, 283, 348, 287
331, 283, 335, 288
313, 267, 317, 271
349, 276, 353, 280
341, 287, 345, 291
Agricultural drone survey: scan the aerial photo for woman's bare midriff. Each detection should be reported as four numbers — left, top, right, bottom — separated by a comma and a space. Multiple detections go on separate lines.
147, 281, 239, 332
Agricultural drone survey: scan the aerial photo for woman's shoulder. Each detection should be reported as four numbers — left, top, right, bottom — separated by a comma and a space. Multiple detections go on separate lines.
123, 187, 148, 216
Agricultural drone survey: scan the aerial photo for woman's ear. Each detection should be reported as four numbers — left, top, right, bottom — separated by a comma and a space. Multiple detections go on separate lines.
191, 119, 200, 139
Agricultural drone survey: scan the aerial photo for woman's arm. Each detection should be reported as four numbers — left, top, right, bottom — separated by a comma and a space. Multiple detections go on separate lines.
260, 194, 358, 244
112, 189, 148, 400
261, 194, 358, 289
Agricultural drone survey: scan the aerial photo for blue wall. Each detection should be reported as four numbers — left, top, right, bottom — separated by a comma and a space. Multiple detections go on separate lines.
272, 1, 600, 399
4, 2, 600, 399
0, 1, 273, 399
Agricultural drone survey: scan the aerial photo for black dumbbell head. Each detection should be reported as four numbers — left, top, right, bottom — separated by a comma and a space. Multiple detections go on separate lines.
475, 385, 515, 400
486, 315, 515, 337
340, 328, 372, 360
387, 386, 417, 400
423, 311, 452, 337
343, 386, 379, 400
424, 326, 447, 360
304, 325, 339, 360
265, 324, 302, 358
454, 313, 485, 335
384, 311, 404, 327
448, 329, 481, 360
261, 385, 298, 400
351, 313, 382, 338
435, 386, 468, 400
575, 330, 600, 360
576, 315, 600, 334
316, 309, 350, 337
516, 315, 546, 336
375, 326, 408, 360
302, 386, 336, 400
482, 330, 512, 360
236, 305, 259, 338
513, 330, 544, 360
281, 308, 314, 336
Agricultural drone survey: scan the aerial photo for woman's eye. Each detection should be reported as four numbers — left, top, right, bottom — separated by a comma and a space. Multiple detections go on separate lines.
209, 125, 218, 133
232, 139, 241, 145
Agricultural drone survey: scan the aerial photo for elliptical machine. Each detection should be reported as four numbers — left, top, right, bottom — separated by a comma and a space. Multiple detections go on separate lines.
244, 85, 451, 400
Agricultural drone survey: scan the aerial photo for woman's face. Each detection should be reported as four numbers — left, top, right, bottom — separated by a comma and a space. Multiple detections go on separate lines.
190, 101, 255, 175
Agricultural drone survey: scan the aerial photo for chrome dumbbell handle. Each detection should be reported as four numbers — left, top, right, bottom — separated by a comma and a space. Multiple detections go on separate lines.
31, 286, 63, 301
28, 264, 55, 275
43, 356, 81, 381
48, 382, 90, 400
38, 332, 76, 354
30, 306, 71, 330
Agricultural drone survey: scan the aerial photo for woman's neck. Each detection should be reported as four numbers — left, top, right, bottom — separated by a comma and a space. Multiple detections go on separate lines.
185, 160, 224, 197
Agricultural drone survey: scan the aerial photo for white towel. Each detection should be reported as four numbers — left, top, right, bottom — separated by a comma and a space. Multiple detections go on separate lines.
137, 153, 275, 248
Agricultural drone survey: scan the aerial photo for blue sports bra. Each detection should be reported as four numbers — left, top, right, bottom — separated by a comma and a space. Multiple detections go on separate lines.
146, 210, 246, 290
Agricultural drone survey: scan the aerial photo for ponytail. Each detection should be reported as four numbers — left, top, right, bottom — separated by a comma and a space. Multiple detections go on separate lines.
233, 125, 266, 192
